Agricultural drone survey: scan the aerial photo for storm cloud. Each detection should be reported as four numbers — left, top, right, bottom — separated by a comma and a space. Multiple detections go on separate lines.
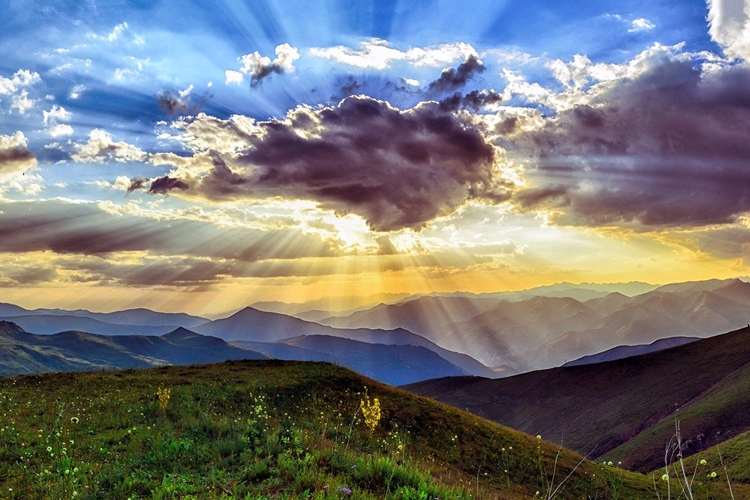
512, 60, 750, 228
158, 96, 507, 231
427, 55, 485, 94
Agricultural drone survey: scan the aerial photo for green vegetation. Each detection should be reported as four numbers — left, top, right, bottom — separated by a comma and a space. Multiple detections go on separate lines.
0, 360, 679, 499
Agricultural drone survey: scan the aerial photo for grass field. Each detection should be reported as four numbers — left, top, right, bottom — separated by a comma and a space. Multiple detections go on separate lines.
0, 360, 746, 499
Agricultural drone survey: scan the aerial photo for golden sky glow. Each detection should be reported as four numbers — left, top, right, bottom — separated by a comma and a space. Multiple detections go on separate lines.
2, 1, 750, 315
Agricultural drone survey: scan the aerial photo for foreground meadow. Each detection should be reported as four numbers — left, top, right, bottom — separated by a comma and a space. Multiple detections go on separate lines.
0, 360, 744, 499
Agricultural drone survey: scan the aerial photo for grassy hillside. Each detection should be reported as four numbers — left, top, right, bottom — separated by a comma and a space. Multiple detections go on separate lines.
405, 326, 750, 473
0, 360, 677, 499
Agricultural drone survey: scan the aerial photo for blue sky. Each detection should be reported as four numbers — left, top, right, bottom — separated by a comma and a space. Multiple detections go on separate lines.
1, 0, 750, 313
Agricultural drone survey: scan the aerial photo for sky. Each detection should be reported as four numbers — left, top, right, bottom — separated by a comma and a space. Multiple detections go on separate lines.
2, 0, 750, 314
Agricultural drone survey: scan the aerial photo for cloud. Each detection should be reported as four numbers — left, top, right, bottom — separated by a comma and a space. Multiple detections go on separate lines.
0, 69, 41, 95
225, 70, 244, 85
43, 105, 73, 137
0, 132, 37, 179
511, 59, 750, 229
11, 90, 35, 114
47, 124, 74, 138
707, 0, 750, 60
148, 176, 189, 194
72, 129, 147, 163
87, 22, 144, 45
229, 43, 300, 87
43, 105, 72, 125
438, 89, 502, 112
0, 199, 339, 261
156, 85, 212, 117
629, 18, 656, 32
428, 55, 485, 94
153, 96, 509, 231
310, 39, 477, 70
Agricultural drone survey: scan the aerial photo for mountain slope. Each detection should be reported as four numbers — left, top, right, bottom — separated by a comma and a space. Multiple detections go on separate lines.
562, 336, 700, 367
0, 303, 207, 327
0, 322, 267, 375
193, 307, 496, 377
405, 326, 750, 472
236, 334, 469, 385
0, 314, 177, 336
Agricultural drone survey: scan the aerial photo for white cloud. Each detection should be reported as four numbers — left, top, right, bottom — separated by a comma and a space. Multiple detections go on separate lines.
47, 124, 74, 137
707, 0, 750, 60
113, 176, 133, 191
402, 77, 420, 87
72, 129, 147, 164
629, 18, 656, 32
87, 22, 145, 45
69, 84, 86, 99
225, 69, 244, 85
0, 69, 41, 95
178, 84, 194, 99
233, 43, 300, 86
310, 39, 477, 69
11, 90, 35, 114
43, 105, 72, 125
273, 43, 300, 72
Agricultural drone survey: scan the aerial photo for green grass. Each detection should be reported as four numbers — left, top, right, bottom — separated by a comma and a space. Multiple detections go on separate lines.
0, 359, 728, 499
601, 360, 750, 473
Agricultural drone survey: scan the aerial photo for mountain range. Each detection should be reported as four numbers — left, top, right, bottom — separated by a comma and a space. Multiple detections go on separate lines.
3, 277, 750, 383
315, 278, 750, 371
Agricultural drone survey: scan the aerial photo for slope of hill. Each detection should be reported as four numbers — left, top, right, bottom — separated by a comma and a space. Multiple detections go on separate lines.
562, 336, 699, 367
0, 322, 267, 375
0, 360, 704, 499
235, 334, 469, 385
405, 326, 750, 472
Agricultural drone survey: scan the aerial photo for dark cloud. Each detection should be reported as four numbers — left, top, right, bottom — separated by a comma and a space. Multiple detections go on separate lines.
439, 90, 502, 112
684, 226, 750, 260
127, 177, 148, 193
250, 65, 284, 88
512, 61, 750, 228
0, 200, 338, 262
164, 96, 507, 231
0, 267, 57, 287
156, 90, 212, 117
427, 55, 485, 94
0, 145, 35, 167
148, 175, 189, 194
0, 135, 36, 175
341, 79, 361, 95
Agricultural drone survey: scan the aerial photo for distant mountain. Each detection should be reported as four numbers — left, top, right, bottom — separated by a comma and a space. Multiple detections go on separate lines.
193, 307, 339, 341
561, 336, 700, 366
0, 303, 207, 327
0, 314, 176, 336
249, 292, 412, 316
0, 322, 267, 376
405, 325, 750, 472
236, 335, 468, 385
318, 296, 500, 335
193, 307, 497, 378
388, 279, 750, 371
